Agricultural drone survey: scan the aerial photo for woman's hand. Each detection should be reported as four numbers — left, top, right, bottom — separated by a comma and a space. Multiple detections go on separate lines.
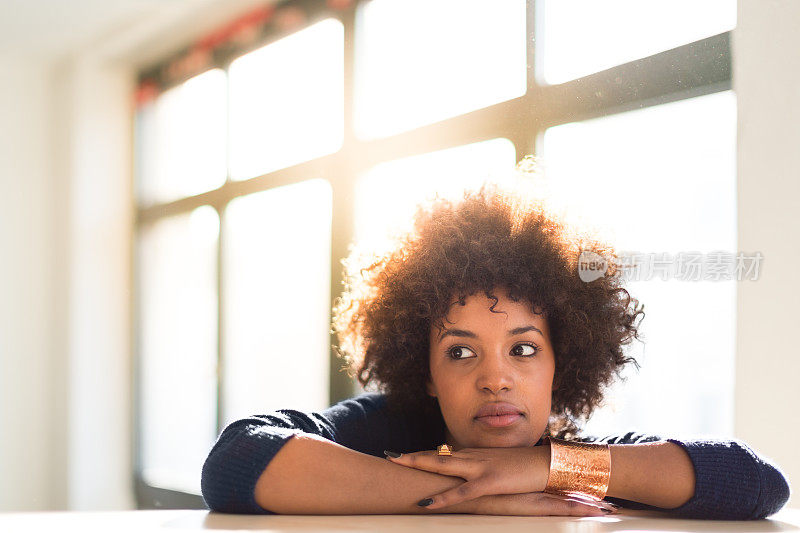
385, 445, 551, 510
467, 491, 613, 517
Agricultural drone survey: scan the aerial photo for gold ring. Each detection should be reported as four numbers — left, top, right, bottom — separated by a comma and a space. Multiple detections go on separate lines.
437, 444, 452, 456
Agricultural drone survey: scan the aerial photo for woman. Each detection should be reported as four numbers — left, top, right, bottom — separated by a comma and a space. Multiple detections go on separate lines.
200, 181, 790, 518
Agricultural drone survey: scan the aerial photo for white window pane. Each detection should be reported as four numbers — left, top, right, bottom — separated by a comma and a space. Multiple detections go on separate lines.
136, 69, 227, 204
229, 19, 343, 181
538, 0, 736, 85
222, 179, 332, 425
354, 138, 517, 259
540, 91, 737, 437
355, 0, 527, 140
138, 206, 219, 494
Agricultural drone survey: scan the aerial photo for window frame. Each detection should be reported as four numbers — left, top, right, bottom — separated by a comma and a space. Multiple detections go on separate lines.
131, 0, 732, 509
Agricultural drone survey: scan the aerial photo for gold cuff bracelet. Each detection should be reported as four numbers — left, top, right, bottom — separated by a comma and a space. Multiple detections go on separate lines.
542, 436, 611, 502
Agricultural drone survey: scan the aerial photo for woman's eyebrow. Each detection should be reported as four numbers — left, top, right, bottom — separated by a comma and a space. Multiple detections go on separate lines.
438, 325, 544, 341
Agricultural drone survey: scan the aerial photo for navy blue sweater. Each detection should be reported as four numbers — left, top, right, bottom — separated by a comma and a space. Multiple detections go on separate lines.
200, 392, 791, 518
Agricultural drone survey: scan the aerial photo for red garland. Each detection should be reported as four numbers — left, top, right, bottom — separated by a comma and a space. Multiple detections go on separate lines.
164, 5, 278, 87
134, 79, 160, 107
274, 5, 307, 31
326, 0, 354, 10
136, 0, 356, 108
196, 5, 276, 52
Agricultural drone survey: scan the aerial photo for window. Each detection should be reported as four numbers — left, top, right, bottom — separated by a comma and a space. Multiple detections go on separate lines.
537, 0, 736, 85
138, 206, 219, 494
354, 0, 526, 139
540, 91, 737, 437
133, 0, 734, 508
354, 138, 517, 257
136, 69, 227, 204
222, 179, 332, 425
229, 19, 344, 180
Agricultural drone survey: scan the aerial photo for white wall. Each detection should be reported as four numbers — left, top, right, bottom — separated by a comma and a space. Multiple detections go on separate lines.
60, 58, 135, 511
734, 0, 800, 508
0, 55, 135, 513
0, 56, 62, 511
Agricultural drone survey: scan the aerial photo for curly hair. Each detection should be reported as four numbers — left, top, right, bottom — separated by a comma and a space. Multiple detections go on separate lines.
331, 180, 645, 440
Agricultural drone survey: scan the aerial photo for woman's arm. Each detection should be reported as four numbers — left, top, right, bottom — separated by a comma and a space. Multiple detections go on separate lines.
204, 398, 602, 516
606, 441, 695, 509
592, 433, 791, 519
254, 432, 476, 514
381, 439, 693, 511
255, 433, 604, 516
201, 393, 427, 513
389, 432, 790, 520
201, 393, 488, 514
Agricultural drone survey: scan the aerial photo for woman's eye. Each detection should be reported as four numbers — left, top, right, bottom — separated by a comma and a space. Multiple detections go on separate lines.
447, 344, 539, 360
511, 343, 539, 357
447, 346, 477, 360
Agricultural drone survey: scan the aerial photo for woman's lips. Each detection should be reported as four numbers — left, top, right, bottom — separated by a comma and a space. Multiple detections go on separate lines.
474, 401, 524, 418
474, 413, 523, 428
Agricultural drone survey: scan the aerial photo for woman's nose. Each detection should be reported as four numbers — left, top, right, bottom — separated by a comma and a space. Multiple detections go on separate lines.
475, 349, 514, 393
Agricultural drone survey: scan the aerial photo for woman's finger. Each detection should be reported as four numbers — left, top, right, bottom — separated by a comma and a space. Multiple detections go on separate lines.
386, 450, 472, 478
416, 481, 487, 510
540, 493, 609, 516
557, 494, 620, 513
474, 492, 608, 516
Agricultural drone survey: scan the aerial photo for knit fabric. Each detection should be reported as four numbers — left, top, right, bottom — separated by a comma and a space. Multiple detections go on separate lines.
200, 392, 790, 519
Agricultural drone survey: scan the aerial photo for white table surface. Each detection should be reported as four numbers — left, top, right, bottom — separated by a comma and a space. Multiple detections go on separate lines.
1, 507, 798, 532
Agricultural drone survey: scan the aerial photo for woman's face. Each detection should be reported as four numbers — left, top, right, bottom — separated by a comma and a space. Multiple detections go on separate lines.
426, 287, 555, 450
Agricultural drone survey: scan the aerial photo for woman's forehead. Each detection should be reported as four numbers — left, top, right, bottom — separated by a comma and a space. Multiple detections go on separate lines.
432, 291, 549, 337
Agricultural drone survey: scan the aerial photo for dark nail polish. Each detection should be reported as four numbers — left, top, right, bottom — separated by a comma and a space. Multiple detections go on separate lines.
384, 450, 401, 458
417, 498, 433, 507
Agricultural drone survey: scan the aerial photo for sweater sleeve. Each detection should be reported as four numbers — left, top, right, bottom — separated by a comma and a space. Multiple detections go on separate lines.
199, 392, 427, 514
580, 431, 791, 519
